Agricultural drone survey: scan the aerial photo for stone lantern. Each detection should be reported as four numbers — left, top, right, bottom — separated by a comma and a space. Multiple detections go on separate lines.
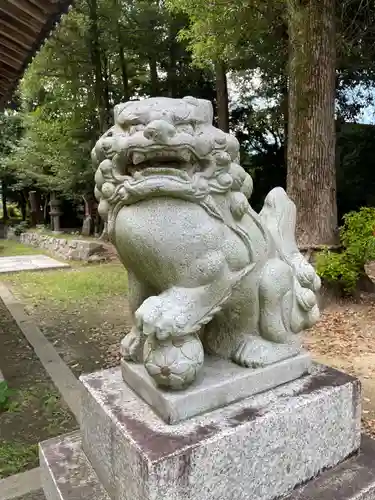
49, 192, 63, 234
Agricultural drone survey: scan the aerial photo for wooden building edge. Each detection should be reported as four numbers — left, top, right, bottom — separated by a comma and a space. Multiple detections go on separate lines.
0, 0, 72, 109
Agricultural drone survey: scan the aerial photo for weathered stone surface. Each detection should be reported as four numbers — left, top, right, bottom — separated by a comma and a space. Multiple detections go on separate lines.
6, 227, 19, 241
0, 255, 69, 273
93, 96, 321, 391
286, 435, 375, 500
12, 490, 46, 500
20, 232, 104, 261
121, 352, 312, 423
39, 431, 375, 500
77, 364, 361, 500
39, 432, 110, 500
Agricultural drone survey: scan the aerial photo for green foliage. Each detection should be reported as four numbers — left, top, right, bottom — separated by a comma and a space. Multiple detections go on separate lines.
0, 113, 24, 206
337, 123, 375, 217
0, 442, 38, 478
0, 240, 44, 257
0, 381, 14, 412
7, 204, 21, 218
0, 0, 215, 210
167, 0, 284, 67
1, 0, 375, 234
316, 207, 375, 293
13, 221, 29, 237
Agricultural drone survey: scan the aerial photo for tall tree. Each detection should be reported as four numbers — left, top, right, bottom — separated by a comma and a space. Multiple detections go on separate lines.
215, 62, 229, 132
166, 0, 375, 246
87, 0, 108, 132
286, 0, 337, 246
0, 112, 24, 222
2, 0, 216, 232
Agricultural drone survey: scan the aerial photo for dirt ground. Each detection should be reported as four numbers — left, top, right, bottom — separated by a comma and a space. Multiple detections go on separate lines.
304, 293, 375, 436
0, 299, 77, 478
3, 264, 130, 379
25, 296, 131, 377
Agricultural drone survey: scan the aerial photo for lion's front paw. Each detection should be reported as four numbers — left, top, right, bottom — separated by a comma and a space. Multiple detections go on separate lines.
135, 295, 187, 340
120, 327, 144, 362
232, 335, 301, 368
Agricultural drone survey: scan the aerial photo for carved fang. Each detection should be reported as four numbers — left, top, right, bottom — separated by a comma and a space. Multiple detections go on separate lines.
133, 152, 146, 165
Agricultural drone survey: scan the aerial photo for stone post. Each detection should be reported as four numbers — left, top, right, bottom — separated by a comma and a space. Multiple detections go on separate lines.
81, 196, 95, 237
49, 193, 63, 234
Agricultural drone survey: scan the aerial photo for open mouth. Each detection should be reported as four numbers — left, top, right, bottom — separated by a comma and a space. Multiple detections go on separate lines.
123, 146, 197, 176
130, 147, 192, 165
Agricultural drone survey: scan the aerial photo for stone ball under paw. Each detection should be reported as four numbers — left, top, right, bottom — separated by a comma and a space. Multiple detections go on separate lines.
143, 334, 204, 390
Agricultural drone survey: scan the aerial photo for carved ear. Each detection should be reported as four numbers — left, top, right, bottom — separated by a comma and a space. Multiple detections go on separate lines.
114, 103, 128, 124
183, 96, 213, 124
199, 99, 214, 123
183, 96, 198, 106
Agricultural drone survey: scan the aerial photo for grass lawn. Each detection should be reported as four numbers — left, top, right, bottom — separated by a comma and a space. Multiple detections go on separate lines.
4, 263, 128, 305
3, 263, 130, 377
0, 385, 75, 478
0, 240, 45, 257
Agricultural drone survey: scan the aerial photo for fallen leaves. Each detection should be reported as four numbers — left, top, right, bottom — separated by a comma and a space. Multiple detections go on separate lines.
304, 297, 375, 378
362, 417, 375, 438
304, 295, 375, 437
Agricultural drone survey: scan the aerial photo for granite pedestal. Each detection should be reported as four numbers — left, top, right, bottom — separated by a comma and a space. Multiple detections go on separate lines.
121, 352, 311, 423
39, 363, 375, 500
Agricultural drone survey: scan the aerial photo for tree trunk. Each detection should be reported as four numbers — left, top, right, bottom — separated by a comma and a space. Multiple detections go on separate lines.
118, 39, 129, 101
149, 56, 159, 96
102, 54, 111, 127
215, 62, 229, 132
28, 190, 43, 227
88, 0, 106, 133
286, 0, 337, 246
19, 192, 27, 221
167, 18, 178, 97
280, 76, 288, 165
113, 0, 129, 101
43, 194, 49, 225
1, 181, 8, 223
279, 23, 289, 165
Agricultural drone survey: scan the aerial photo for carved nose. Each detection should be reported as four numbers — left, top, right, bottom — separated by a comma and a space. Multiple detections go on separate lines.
143, 120, 176, 143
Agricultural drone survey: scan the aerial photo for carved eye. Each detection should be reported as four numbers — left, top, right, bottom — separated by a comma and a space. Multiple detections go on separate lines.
178, 124, 194, 135
129, 124, 145, 135
121, 114, 144, 129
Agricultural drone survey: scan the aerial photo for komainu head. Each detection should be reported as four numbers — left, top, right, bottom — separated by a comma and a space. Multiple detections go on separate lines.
93, 96, 241, 175
93, 96, 253, 223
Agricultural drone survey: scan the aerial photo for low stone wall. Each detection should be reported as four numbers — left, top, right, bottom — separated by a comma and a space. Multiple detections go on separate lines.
20, 232, 105, 261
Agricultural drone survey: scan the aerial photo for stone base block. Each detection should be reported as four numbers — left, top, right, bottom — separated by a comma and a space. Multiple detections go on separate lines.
70, 364, 362, 500
39, 432, 110, 500
39, 432, 375, 500
121, 351, 311, 423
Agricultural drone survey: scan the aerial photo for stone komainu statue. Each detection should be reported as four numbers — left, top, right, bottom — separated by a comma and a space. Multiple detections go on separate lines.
93, 96, 321, 390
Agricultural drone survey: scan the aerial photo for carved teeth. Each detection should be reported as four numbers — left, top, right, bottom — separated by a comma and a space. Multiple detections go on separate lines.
180, 150, 191, 162
133, 152, 146, 165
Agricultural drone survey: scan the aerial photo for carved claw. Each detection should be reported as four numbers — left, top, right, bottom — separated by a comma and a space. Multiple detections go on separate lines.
120, 327, 144, 362
232, 335, 301, 368
135, 295, 187, 340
